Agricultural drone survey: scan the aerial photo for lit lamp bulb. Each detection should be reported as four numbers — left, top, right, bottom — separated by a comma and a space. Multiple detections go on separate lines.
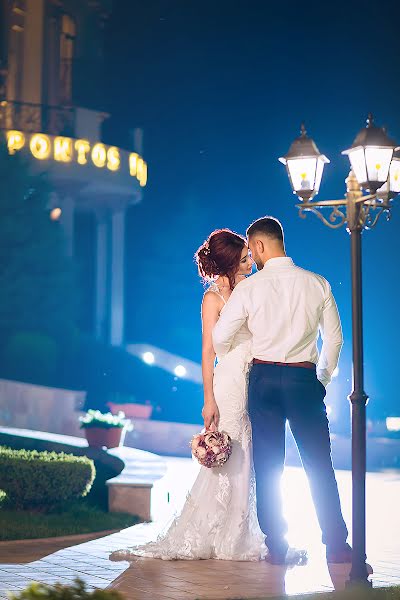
174, 365, 186, 378
142, 351, 155, 365
50, 207, 62, 221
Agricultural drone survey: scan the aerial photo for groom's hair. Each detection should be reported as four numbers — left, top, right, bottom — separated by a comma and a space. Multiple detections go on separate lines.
246, 216, 284, 243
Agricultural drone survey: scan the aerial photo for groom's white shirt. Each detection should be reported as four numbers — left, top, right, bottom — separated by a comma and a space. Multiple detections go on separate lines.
212, 257, 343, 387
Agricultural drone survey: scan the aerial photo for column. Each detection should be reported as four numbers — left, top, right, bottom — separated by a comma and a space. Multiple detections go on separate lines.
95, 212, 108, 341
110, 209, 126, 346
60, 196, 75, 257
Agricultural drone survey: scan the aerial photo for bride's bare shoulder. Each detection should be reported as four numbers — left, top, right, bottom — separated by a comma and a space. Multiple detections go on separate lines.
202, 289, 224, 312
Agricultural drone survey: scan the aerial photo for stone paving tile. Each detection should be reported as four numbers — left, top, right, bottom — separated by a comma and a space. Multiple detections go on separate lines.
2, 467, 400, 598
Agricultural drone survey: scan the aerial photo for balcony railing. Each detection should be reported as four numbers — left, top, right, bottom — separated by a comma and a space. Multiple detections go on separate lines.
0, 100, 76, 137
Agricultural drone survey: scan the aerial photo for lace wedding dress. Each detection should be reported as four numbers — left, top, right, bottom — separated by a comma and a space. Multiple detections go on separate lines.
110, 285, 267, 561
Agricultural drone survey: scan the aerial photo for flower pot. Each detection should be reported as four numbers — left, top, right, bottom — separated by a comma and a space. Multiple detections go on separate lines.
107, 402, 153, 419
84, 427, 123, 449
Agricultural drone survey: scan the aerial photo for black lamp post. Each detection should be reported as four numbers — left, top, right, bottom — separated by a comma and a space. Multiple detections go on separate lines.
279, 115, 399, 585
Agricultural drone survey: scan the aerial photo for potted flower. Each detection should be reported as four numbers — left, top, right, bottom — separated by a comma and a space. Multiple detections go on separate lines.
79, 409, 133, 449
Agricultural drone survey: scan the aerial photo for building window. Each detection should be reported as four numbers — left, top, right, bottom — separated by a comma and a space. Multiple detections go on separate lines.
7, 0, 26, 102
59, 14, 76, 105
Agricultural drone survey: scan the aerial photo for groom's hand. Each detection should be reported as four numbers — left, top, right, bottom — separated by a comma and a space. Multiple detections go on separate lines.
202, 401, 220, 430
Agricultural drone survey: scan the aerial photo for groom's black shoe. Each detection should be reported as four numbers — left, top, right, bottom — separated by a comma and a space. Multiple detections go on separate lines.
266, 547, 308, 566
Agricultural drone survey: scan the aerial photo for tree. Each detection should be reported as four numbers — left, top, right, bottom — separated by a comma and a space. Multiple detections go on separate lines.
0, 137, 78, 382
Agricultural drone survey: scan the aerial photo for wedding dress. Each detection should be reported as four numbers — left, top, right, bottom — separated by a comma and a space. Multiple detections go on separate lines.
110, 284, 267, 561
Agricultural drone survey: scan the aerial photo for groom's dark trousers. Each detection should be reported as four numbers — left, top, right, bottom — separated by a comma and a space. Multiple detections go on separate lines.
248, 362, 348, 555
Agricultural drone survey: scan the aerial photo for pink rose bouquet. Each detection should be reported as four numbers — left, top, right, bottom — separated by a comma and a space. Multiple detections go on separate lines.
190, 430, 232, 468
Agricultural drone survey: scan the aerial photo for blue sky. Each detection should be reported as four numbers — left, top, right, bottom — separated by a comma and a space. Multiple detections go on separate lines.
103, 0, 400, 426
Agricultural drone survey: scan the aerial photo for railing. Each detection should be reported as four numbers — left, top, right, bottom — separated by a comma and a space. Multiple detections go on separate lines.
0, 100, 76, 137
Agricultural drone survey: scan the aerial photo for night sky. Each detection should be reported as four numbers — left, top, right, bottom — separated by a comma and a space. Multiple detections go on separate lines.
103, 0, 400, 429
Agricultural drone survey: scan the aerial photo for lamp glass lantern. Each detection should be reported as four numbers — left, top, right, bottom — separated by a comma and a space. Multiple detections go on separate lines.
388, 150, 400, 195
342, 115, 397, 193
376, 149, 400, 201
279, 124, 329, 201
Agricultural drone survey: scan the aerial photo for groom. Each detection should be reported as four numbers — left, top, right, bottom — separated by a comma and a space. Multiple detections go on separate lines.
212, 216, 351, 565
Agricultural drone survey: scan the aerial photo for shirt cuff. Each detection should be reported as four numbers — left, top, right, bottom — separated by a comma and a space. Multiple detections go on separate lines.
316, 369, 330, 388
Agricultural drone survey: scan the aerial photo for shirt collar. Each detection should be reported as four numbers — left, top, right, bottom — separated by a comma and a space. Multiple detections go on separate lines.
262, 257, 294, 270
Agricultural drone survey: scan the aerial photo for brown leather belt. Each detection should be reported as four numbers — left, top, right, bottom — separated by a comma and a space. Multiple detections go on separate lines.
253, 359, 316, 370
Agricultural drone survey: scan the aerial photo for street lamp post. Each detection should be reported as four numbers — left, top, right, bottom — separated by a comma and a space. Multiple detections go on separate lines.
279, 115, 399, 585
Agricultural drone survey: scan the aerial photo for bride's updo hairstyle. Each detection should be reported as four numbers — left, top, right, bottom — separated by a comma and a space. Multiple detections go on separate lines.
195, 229, 246, 291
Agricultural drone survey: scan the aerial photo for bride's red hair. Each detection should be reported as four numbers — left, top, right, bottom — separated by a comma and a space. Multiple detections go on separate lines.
195, 229, 246, 291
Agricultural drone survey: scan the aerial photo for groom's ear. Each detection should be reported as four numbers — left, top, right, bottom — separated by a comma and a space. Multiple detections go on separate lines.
256, 238, 264, 255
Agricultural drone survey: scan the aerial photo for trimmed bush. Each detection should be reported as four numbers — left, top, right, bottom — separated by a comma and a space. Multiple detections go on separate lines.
9, 578, 123, 600
0, 446, 95, 511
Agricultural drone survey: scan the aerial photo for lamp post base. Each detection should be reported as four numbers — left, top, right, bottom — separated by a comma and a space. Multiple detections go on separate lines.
345, 579, 372, 589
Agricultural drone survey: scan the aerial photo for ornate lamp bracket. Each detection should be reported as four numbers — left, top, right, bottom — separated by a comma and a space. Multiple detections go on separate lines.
296, 170, 393, 232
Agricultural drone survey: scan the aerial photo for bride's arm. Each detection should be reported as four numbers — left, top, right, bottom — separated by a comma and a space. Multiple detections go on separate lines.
212, 283, 247, 357
201, 291, 222, 429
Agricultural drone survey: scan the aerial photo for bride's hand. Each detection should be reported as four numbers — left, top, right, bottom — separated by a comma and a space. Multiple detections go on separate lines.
202, 401, 220, 430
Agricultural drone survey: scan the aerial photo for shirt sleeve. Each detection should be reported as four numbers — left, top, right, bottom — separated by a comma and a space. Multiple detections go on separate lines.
317, 282, 343, 387
212, 284, 248, 357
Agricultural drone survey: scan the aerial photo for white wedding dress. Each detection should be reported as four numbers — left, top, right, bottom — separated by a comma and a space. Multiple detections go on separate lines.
110, 285, 267, 561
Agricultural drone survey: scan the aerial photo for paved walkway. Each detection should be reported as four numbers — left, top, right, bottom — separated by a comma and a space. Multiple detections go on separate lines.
1, 463, 400, 599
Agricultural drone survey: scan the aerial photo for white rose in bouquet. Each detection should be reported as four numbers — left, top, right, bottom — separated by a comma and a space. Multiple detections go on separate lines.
195, 446, 207, 459
204, 432, 219, 446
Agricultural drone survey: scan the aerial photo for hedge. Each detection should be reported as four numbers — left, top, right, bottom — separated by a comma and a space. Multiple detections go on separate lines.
0, 446, 95, 511
9, 579, 123, 600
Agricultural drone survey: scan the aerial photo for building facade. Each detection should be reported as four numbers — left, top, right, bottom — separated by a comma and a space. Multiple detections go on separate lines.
0, 0, 147, 346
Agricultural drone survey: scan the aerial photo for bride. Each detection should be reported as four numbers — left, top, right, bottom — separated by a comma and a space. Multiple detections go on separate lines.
110, 228, 267, 561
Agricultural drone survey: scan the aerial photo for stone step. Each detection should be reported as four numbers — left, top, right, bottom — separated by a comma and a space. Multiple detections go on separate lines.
106, 446, 167, 521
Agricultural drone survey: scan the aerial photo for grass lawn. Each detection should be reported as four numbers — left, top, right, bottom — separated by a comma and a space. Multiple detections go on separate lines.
0, 499, 140, 541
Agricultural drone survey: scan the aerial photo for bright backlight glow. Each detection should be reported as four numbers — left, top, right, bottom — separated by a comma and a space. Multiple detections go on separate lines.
386, 417, 400, 432
174, 365, 187, 378
143, 351, 155, 365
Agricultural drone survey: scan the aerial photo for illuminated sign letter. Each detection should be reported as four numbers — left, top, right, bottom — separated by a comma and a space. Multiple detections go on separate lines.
136, 158, 147, 187
7, 130, 25, 153
91, 143, 107, 168
139, 161, 148, 187
129, 152, 138, 176
54, 136, 73, 162
75, 139, 90, 164
107, 146, 120, 172
30, 134, 51, 160
5, 129, 148, 185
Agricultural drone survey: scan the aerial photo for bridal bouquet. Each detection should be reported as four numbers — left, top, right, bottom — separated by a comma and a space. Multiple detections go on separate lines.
190, 430, 232, 468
